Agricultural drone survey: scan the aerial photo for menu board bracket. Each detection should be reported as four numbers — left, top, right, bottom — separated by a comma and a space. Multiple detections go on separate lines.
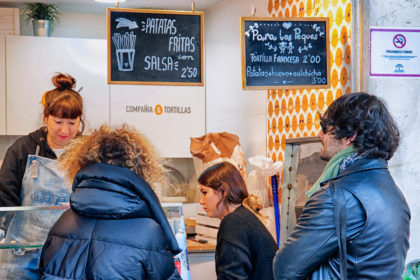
241, 17, 330, 90
107, 8, 204, 86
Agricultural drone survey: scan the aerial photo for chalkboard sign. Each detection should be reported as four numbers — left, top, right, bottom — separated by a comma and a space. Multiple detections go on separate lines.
107, 8, 203, 86
241, 17, 330, 90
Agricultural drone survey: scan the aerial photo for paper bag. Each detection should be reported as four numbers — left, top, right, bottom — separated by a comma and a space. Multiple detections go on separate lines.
190, 132, 247, 179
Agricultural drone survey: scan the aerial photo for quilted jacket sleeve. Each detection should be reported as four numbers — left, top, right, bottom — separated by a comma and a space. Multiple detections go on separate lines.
141, 249, 180, 280
273, 185, 364, 280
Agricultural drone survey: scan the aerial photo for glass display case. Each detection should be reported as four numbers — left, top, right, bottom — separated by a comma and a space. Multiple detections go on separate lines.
0, 202, 191, 279
164, 202, 191, 280
0, 205, 69, 250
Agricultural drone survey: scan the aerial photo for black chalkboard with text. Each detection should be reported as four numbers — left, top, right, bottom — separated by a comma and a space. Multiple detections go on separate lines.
241, 17, 330, 90
107, 8, 203, 85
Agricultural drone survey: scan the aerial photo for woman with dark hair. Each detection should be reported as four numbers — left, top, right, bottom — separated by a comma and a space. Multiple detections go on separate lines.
198, 161, 277, 280
39, 124, 181, 280
0, 73, 85, 279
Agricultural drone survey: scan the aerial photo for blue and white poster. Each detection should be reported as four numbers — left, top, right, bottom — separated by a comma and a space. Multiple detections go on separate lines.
370, 27, 420, 77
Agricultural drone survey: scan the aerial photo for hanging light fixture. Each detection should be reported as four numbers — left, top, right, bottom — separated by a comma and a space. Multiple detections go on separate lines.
94, 0, 127, 3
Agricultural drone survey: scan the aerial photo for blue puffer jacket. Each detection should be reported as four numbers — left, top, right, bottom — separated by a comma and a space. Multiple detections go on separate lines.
39, 163, 181, 280
273, 158, 411, 280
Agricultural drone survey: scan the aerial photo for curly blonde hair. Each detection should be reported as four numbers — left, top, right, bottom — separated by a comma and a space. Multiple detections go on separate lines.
59, 124, 166, 194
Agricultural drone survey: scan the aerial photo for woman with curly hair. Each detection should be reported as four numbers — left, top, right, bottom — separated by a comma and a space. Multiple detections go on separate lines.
39, 125, 181, 280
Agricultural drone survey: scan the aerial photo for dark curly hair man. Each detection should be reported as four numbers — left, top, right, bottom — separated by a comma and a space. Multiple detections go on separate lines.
274, 92, 410, 280
319, 92, 400, 160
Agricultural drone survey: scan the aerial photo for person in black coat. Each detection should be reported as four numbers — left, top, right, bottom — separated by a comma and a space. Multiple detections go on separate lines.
39, 125, 181, 280
273, 92, 410, 280
198, 161, 278, 280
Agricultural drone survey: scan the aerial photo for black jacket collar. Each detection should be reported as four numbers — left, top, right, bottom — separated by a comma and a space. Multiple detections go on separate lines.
321, 157, 388, 187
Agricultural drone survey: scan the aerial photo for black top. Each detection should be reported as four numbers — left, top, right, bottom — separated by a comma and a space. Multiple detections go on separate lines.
0, 128, 56, 206
216, 205, 278, 280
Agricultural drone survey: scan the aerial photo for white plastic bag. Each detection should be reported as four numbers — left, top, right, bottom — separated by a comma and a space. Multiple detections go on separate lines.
246, 170, 269, 207
246, 155, 283, 208
246, 155, 283, 243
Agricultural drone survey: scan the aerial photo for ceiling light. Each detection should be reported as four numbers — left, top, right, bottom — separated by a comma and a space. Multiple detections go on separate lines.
94, 0, 127, 3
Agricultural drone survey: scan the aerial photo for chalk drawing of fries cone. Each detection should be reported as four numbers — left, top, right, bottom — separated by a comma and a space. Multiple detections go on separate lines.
112, 18, 139, 72
112, 31, 136, 71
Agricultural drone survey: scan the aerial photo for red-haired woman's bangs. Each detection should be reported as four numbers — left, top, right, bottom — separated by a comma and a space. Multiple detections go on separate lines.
48, 94, 82, 119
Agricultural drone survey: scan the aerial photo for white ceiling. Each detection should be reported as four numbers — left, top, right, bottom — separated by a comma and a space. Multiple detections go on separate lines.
0, 0, 226, 14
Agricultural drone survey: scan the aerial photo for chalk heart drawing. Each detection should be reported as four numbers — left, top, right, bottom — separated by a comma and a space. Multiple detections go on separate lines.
283, 22, 292, 29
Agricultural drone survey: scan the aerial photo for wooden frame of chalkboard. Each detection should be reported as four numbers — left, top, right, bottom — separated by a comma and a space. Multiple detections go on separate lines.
241, 17, 330, 90
107, 8, 204, 86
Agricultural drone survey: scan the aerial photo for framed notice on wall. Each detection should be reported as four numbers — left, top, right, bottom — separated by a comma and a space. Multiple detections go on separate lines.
241, 17, 330, 90
107, 8, 204, 86
370, 27, 420, 77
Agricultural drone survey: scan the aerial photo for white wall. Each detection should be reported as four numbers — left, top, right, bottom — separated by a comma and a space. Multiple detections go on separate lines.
20, 12, 106, 39
5, 36, 109, 135
204, 0, 268, 169
0, 6, 108, 162
0, 0, 270, 188
362, 0, 420, 262
1, 0, 269, 166
13, 2, 107, 39
0, 35, 5, 135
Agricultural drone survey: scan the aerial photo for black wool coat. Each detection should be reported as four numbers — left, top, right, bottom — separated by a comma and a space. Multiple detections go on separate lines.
216, 205, 278, 280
